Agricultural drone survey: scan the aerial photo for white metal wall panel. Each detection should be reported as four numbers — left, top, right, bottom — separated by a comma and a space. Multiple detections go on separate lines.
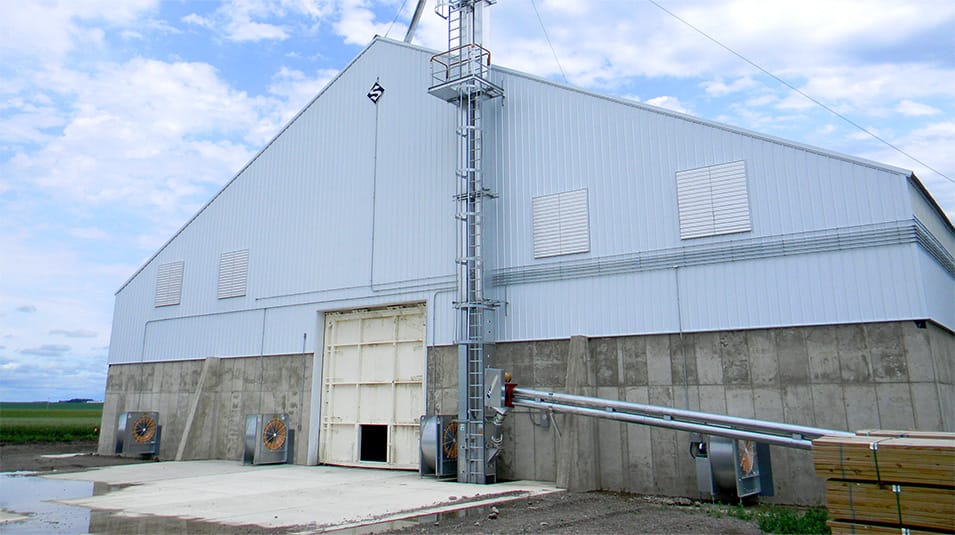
143, 310, 263, 360
217, 249, 249, 299
917, 248, 955, 331
110, 40, 458, 363
486, 71, 912, 270
482, 65, 931, 341
674, 245, 924, 332
319, 305, 425, 468
108, 39, 953, 366
532, 189, 589, 258
911, 181, 955, 258
154, 261, 184, 307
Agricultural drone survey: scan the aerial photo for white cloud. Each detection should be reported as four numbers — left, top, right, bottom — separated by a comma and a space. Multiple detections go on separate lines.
182, 0, 337, 43
269, 67, 339, 115
334, 0, 397, 45
645, 96, 691, 115
0, 0, 158, 61
182, 13, 213, 29
228, 18, 289, 42
21, 344, 71, 356
50, 329, 98, 338
6, 58, 265, 219
702, 77, 756, 97
896, 99, 941, 117
183, 2, 290, 42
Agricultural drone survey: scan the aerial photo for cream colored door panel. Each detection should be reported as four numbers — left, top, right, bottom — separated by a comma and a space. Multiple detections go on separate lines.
319, 304, 425, 469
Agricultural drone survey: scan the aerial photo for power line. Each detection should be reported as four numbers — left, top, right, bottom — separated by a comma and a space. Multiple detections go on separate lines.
530, 0, 568, 84
385, 0, 411, 39
645, 0, 953, 184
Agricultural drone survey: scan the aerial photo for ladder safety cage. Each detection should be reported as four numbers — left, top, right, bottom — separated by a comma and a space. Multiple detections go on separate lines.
427, 0, 504, 485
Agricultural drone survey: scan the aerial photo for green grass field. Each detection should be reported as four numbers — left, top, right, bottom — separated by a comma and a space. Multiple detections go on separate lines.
0, 402, 103, 443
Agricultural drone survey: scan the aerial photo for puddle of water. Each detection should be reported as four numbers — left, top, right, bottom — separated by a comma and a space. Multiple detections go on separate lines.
0, 472, 94, 534
0, 473, 259, 535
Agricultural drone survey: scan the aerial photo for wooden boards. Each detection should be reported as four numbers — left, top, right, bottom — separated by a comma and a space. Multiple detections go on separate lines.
826, 480, 954, 532
813, 435, 955, 486
827, 519, 940, 535
813, 431, 955, 534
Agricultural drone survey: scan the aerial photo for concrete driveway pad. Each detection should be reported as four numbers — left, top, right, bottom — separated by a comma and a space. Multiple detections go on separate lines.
47, 461, 560, 531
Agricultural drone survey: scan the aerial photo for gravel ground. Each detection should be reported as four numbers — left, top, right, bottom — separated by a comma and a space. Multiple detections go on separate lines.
0, 440, 152, 473
384, 491, 762, 535
2, 442, 763, 534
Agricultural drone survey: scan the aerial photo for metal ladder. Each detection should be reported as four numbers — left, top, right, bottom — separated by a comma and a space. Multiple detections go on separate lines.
430, 0, 502, 484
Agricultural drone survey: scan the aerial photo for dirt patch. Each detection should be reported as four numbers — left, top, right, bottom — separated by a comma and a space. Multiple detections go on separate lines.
0, 440, 153, 473
386, 491, 762, 534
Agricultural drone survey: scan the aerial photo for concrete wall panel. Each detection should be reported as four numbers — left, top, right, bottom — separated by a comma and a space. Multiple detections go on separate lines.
429, 320, 955, 504
99, 354, 313, 464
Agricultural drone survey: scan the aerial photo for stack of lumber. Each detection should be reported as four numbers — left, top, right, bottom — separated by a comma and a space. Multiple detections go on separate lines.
813, 430, 955, 534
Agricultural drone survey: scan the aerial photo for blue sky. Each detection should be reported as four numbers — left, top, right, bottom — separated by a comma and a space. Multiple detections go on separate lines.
1, 0, 953, 402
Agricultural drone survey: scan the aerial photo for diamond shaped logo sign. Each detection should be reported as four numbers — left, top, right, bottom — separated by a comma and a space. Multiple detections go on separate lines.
367, 81, 384, 104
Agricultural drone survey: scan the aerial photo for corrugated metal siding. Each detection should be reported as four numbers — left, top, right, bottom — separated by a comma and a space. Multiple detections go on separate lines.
143, 310, 263, 360
109, 39, 953, 365
483, 66, 931, 342
917, 248, 955, 331
486, 71, 913, 270
111, 40, 458, 362
911, 180, 955, 258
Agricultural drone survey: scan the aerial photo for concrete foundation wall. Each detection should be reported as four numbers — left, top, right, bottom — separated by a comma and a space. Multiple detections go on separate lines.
98, 354, 313, 464
427, 320, 954, 504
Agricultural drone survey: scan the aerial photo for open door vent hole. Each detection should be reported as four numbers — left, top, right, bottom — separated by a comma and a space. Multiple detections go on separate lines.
360, 425, 388, 462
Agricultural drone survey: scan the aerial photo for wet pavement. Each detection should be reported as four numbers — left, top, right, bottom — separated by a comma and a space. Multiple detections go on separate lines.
0, 472, 95, 533
2, 462, 559, 534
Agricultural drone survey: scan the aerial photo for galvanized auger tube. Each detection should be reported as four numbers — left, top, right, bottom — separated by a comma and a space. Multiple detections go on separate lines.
510, 387, 854, 450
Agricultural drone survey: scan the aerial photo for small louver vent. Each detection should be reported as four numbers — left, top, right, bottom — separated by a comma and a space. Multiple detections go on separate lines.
676, 160, 751, 239
217, 249, 249, 299
155, 261, 184, 307
533, 189, 590, 258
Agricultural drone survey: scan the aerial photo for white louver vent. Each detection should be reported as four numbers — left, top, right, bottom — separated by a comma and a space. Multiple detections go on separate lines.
676, 160, 751, 239
533, 189, 590, 258
217, 249, 249, 299
155, 261, 184, 307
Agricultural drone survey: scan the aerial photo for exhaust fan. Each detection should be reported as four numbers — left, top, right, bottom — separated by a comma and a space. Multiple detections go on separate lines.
694, 435, 772, 500
244, 413, 292, 465
115, 411, 161, 457
419, 414, 457, 478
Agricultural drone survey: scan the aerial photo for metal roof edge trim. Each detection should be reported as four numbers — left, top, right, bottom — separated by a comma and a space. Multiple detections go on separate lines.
115, 37, 419, 295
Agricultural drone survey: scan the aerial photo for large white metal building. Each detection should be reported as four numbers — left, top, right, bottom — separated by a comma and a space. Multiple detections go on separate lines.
99, 35, 954, 503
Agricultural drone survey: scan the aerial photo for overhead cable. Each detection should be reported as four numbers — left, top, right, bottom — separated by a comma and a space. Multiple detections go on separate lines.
645, 0, 953, 184
385, 0, 411, 39
530, 0, 568, 84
